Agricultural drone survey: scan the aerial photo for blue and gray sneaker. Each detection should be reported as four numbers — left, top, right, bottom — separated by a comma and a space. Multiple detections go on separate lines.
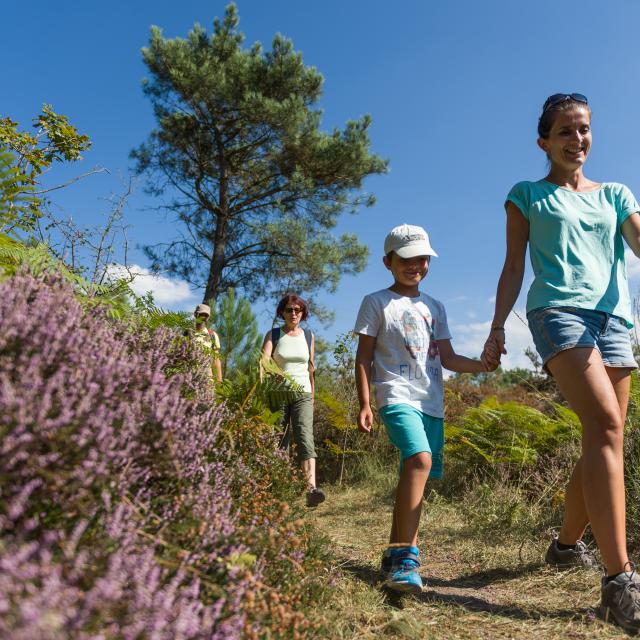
383, 546, 423, 594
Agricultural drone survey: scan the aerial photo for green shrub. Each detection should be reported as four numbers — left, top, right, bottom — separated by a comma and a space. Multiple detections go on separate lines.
445, 397, 580, 481
454, 440, 580, 543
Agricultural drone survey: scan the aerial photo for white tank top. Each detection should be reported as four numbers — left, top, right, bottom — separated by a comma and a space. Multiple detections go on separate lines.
272, 330, 312, 392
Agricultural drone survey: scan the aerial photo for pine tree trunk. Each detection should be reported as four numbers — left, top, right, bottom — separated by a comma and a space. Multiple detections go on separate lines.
204, 233, 226, 303
204, 132, 229, 304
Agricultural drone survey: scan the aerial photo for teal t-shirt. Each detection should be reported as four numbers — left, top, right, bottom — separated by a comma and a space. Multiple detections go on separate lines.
506, 180, 639, 327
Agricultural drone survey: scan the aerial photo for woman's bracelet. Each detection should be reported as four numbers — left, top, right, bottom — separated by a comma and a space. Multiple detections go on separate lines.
490, 326, 505, 332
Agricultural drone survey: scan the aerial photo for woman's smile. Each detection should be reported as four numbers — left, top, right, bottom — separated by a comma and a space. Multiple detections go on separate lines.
538, 106, 592, 171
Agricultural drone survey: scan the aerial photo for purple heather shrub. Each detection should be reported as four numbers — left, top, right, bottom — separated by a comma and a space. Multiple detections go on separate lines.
0, 272, 314, 638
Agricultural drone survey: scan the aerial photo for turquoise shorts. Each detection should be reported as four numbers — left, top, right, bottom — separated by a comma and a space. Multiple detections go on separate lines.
379, 404, 444, 479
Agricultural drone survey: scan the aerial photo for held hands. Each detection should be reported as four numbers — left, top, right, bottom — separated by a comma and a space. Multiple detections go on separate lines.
481, 328, 507, 372
357, 405, 374, 433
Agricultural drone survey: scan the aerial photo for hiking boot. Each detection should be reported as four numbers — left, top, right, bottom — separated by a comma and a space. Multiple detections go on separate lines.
599, 568, 640, 634
306, 487, 325, 507
384, 546, 423, 594
545, 535, 597, 569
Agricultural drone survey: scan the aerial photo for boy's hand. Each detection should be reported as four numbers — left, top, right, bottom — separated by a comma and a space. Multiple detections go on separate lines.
482, 352, 500, 372
481, 348, 500, 371
357, 406, 374, 433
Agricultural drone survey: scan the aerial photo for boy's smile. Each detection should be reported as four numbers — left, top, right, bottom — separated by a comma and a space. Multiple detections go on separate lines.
384, 253, 430, 295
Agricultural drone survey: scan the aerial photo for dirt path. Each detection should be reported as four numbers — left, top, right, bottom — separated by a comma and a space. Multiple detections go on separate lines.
311, 485, 630, 639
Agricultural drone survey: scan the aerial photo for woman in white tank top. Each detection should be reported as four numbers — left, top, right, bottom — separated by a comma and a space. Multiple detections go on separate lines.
261, 294, 325, 507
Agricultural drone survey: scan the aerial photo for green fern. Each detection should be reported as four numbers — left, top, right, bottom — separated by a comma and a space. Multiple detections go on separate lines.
445, 396, 580, 473
0, 234, 141, 321
215, 358, 305, 426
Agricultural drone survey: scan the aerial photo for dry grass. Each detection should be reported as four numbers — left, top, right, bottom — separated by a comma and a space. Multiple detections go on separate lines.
308, 484, 631, 639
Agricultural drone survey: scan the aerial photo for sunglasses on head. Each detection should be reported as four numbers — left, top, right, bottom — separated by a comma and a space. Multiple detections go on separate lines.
284, 307, 302, 314
542, 93, 588, 113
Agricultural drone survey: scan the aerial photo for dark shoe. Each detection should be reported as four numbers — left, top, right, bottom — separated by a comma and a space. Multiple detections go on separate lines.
306, 487, 325, 507
599, 567, 640, 634
381, 548, 393, 574
545, 535, 598, 569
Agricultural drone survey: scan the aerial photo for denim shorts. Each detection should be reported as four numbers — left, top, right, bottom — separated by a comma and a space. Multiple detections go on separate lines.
379, 403, 444, 479
527, 306, 636, 371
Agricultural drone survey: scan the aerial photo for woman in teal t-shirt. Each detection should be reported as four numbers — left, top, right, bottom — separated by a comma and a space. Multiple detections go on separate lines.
482, 94, 640, 632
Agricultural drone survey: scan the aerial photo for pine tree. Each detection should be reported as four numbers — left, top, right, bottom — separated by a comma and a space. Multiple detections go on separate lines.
210, 287, 262, 377
131, 4, 387, 311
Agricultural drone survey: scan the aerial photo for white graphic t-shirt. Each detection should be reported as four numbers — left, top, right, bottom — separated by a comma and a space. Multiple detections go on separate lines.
354, 288, 451, 418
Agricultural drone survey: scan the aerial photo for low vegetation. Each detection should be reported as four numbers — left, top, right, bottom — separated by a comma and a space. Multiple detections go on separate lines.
0, 271, 328, 638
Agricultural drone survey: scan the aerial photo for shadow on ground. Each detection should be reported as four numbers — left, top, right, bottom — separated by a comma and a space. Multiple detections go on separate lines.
426, 562, 543, 588
338, 557, 596, 624
418, 588, 589, 623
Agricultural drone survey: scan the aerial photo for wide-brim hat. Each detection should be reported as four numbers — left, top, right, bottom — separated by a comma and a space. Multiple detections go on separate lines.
194, 303, 211, 317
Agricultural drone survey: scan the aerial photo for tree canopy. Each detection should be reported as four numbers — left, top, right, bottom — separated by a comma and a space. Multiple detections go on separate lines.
0, 105, 90, 237
132, 3, 387, 312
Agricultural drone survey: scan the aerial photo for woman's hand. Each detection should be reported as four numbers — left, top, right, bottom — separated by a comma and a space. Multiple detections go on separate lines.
481, 329, 506, 371
357, 405, 374, 433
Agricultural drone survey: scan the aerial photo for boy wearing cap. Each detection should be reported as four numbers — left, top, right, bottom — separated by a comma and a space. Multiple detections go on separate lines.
191, 304, 223, 383
354, 224, 491, 593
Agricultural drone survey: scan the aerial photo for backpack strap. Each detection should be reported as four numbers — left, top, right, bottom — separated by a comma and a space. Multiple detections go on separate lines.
271, 327, 281, 352
303, 327, 315, 372
302, 327, 312, 352
208, 328, 220, 350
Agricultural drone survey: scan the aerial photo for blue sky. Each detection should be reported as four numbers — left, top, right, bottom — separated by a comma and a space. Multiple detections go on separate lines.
4, 0, 640, 367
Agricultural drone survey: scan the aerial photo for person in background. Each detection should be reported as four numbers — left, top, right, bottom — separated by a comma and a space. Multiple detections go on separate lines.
261, 294, 325, 508
482, 93, 640, 633
190, 303, 223, 383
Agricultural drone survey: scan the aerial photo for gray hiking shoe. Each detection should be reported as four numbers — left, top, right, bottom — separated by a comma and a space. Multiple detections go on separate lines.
545, 535, 597, 569
599, 568, 640, 634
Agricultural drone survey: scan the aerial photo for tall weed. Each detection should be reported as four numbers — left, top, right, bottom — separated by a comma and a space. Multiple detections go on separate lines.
624, 375, 640, 555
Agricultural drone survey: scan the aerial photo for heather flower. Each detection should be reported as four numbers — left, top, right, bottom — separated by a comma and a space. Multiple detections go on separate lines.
0, 271, 320, 638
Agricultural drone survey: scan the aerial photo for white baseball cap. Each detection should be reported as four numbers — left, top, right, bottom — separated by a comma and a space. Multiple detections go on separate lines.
384, 224, 438, 258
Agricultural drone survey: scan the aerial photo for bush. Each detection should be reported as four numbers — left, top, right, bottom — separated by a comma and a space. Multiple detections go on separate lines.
439, 395, 583, 542
0, 271, 324, 638
444, 397, 580, 488
313, 389, 398, 488
444, 377, 640, 555
311, 333, 398, 488
453, 441, 580, 543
